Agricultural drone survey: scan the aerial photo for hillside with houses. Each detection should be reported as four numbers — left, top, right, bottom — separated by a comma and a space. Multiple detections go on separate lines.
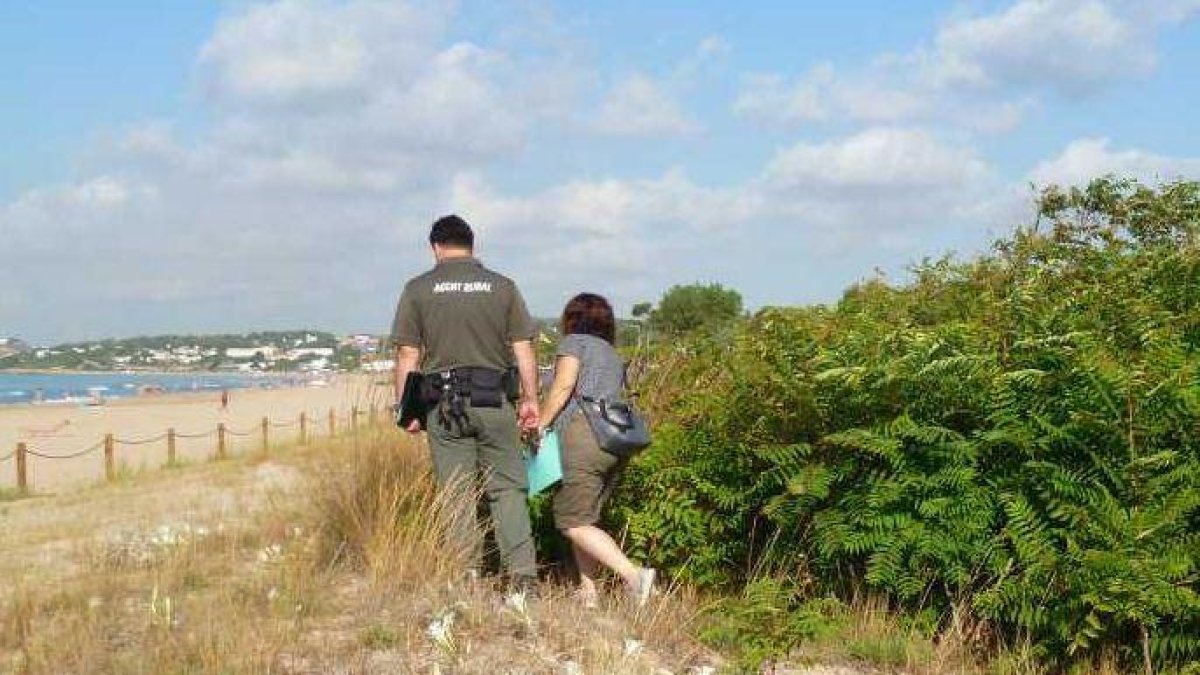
0, 331, 385, 373
0, 337, 30, 360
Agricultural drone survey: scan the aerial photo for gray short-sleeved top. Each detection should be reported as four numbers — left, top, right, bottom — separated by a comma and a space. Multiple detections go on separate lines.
554, 333, 625, 430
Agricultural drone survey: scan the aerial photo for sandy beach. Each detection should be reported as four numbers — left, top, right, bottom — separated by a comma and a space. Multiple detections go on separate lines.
0, 375, 391, 492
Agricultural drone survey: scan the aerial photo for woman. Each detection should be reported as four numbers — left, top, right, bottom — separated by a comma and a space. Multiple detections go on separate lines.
539, 293, 656, 607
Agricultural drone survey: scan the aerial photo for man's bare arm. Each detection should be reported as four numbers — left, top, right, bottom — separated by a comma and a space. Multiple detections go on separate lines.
511, 340, 540, 431
512, 340, 538, 401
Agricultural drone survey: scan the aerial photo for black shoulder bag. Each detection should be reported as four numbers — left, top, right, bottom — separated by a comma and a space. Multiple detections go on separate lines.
574, 390, 651, 458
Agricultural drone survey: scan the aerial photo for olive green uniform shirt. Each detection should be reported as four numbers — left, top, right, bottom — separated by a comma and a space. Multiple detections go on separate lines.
390, 257, 537, 372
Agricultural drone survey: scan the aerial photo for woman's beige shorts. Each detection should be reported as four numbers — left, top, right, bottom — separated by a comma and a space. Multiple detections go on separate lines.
552, 413, 628, 530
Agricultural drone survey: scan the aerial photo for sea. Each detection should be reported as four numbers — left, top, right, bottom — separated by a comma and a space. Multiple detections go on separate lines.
0, 372, 285, 406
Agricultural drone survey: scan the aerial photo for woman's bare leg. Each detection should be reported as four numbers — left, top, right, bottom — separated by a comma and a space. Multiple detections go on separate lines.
563, 525, 639, 587
572, 543, 601, 600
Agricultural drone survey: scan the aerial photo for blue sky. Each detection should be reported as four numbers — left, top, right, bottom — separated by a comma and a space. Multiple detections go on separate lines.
3, 0, 1200, 343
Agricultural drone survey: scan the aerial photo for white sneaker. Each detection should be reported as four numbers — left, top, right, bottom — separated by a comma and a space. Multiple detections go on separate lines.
504, 590, 529, 615
576, 587, 599, 610
627, 567, 656, 608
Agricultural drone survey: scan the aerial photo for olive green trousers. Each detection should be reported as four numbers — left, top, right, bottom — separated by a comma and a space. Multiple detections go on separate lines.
425, 400, 536, 579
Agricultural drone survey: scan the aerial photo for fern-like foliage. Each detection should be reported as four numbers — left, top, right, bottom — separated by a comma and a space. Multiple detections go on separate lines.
608, 178, 1200, 671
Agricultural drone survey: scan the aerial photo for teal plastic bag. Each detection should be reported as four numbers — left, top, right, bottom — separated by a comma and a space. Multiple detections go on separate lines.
526, 429, 563, 498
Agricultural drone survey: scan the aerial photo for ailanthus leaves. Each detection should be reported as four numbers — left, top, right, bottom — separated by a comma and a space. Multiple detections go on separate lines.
611, 178, 1200, 672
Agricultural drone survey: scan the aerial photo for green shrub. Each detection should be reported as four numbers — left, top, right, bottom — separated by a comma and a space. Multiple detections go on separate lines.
614, 178, 1200, 671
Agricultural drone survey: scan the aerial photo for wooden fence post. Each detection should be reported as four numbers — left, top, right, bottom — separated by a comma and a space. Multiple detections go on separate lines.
217, 423, 227, 460
299, 412, 308, 446
261, 417, 270, 455
16, 442, 27, 493
104, 434, 115, 482
328, 408, 336, 437
167, 428, 177, 467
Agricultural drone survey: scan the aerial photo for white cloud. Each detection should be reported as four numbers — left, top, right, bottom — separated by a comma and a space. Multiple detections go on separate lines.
734, 66, 833, 125
928, 0, 1152, 95
196, 0, 542, 185
590, 34, 730, 138
593, 74, 699, 137
674, 35, 731, 84
443, 127, 1001, 313
0, 0, 566, 340
69, 175, 136, 208
1140, 0, 1200, 22
459, 128, 993, 253
1029, 137, 1200, 187
761, 128, 988, 194
198, 0, 447, 106
735, 0, 1197, 134
451, 168, 759, 244
0, 289, 25, 315
695, 35, 731, 60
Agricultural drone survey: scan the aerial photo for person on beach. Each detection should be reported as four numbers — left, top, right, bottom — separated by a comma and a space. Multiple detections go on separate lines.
538, 293, 656, 607
220, 389, 229, 411
391, 214, 541, 595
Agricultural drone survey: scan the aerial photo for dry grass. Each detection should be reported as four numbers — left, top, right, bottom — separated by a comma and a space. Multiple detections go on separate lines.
0, 441, 314, 673
297, 426, 718, 673
306, 427, 473, 586
0, 424, 722, 674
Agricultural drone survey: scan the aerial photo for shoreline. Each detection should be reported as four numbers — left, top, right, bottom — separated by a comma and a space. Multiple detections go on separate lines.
0, 368, 290, 376
0, 377, 347, 410
0, 371, 333, 408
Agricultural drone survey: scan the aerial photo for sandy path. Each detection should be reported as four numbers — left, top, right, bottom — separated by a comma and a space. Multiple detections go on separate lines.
0, 375, 390, 492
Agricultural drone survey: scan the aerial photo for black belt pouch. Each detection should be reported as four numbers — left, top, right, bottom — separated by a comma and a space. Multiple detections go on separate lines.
469, 368, 504, 408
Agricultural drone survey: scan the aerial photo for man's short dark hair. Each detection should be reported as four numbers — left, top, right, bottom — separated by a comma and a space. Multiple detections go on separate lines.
429, 214, 474, 249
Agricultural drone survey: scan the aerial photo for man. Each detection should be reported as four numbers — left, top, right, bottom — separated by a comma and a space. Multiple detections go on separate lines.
391, 214, 541, 591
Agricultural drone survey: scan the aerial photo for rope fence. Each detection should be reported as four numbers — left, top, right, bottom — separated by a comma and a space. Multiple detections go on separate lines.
174, 430, 218, 439
23, 439, 106, 460
113, 433, 169, 446
2, 403, 388, 494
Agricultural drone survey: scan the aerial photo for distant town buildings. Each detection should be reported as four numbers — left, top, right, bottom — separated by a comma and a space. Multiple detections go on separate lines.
225, 346, 280, 360
362, 358, 395, 373
0, 336, 30, 359
0, 331, 394, 374
343, 334, 381, 353
288, 347, 334, 358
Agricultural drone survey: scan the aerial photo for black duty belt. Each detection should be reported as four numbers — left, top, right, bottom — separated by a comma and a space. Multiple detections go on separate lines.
424, 366, 518, 432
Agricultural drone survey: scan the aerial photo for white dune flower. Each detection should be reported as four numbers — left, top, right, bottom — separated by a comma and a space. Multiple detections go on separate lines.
503, 590, 528, 615
623, 638, 643, 657
257, 543, 284, 563
427, 611, 456, 652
